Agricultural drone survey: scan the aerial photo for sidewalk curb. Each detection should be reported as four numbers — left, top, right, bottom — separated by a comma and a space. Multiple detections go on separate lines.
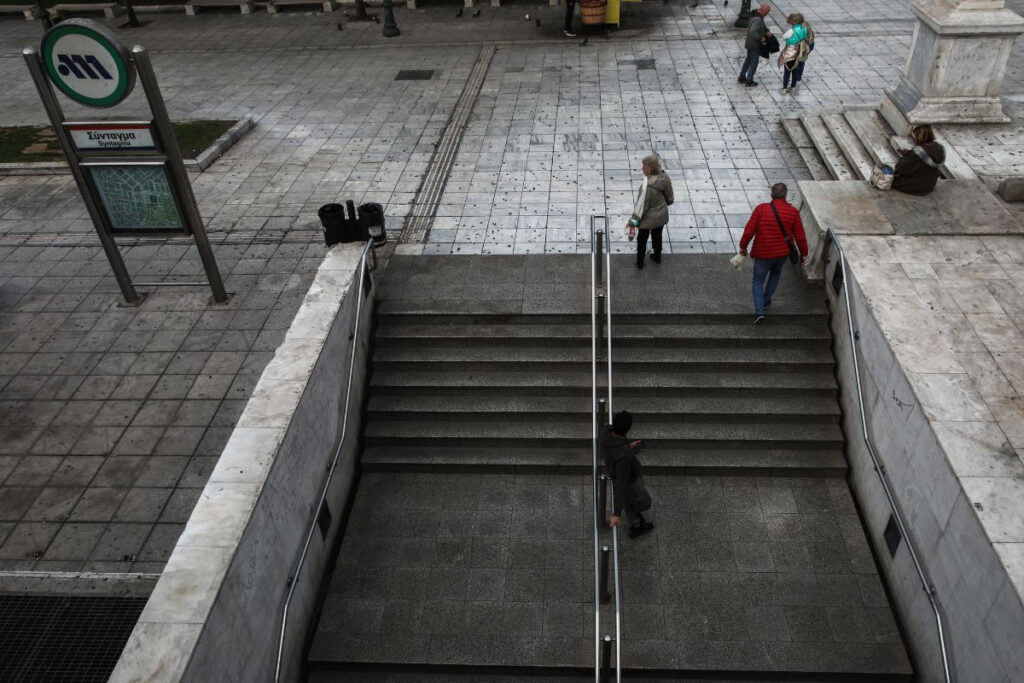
0, 115, 255, 176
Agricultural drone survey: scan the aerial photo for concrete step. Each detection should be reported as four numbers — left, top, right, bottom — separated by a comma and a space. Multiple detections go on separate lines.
372, 346, 836, 373
376, 311, 827, 326
844, 109, 898, 168
822, 113, 875, 181
801, 115, 858, 181
376, 322, 833, 348
370, 370, 837, 396
360, 445, 848, 475
781, 117, 833, 181
362, 420, 845, 449
366, 395, 840, 423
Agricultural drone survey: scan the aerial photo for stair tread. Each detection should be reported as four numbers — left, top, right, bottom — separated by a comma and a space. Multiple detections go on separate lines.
844, 109, 898, 168
801, 115, 858, 181
363, 420, 844, 441
782, 117, 833, 182
376, 322, 832, 340
360, 445, 848, 472
823, 112, 875, 181
371, 370, 838, 389
366, 395, 841, 416
373, 346, 836, 364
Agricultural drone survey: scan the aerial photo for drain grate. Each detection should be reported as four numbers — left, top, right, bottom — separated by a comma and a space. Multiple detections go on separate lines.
636, 59, 656, 70
395, 70, 435, 81
0, 594, 147, 682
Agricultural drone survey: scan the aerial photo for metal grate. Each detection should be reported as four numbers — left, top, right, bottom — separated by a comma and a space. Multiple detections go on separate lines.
395, 70, 434, 81
0, 594, 146, 682
635, 58, 656, 70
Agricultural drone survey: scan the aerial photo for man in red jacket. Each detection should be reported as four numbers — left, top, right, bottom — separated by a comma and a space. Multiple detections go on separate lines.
738, 183, 808, 324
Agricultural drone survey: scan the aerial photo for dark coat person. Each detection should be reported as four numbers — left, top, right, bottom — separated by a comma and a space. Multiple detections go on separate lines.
892, 125, 945, 196
600, 411, 653, 538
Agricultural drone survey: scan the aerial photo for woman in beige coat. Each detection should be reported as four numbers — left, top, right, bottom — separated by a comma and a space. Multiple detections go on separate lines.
627, 154, 674, 269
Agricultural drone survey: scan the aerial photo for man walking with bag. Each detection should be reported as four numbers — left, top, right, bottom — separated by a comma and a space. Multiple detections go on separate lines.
738, 182, 808, 324
738, 3, 772, 86
601, 410, 654, 538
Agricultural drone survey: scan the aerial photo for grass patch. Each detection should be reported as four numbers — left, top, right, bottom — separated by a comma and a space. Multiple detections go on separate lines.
0, 120, 237, 163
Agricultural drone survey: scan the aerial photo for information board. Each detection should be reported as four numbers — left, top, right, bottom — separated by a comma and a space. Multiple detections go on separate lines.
84, 162, 184, 233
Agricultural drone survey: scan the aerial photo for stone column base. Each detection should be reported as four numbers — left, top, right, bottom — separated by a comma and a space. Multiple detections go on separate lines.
884, 0, 1024, 125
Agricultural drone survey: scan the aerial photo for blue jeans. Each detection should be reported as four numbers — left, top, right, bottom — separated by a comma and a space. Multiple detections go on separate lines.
739, 48, 760, 83
752, 256, 787, 315
784, 60, 806, 87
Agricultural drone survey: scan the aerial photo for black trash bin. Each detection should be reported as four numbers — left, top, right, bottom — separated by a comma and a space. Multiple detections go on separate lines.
345, 200, 368, 242
358, 203, 387, 246
318, 203, 345, 247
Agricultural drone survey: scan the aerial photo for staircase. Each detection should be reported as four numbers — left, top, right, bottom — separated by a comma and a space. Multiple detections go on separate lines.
306, 255, 913, 682
783, 107, 977, 182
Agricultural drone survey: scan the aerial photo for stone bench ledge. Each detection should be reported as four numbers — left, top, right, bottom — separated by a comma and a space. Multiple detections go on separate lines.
267, 0, 337, 12
50, 2, 125, 17
185, 0, 255, 14
0, 4, 39, 19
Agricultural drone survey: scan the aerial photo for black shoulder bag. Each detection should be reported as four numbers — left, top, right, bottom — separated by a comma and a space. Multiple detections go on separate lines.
769, 203, 801, 265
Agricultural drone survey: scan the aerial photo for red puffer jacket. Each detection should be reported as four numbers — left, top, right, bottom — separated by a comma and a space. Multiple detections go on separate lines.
739, 199, 808, 260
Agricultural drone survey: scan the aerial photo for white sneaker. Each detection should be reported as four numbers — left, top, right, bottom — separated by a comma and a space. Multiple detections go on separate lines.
563, 29, 576, 37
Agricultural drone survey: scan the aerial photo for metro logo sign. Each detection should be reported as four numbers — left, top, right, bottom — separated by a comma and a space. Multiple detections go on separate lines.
56, 54, 114, 81
41, 19, 135, 108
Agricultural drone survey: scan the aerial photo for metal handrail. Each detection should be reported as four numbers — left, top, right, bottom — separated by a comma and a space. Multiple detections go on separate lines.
825, 229, 952, 683
274, 238, 375, 683
590, 216, 622, 683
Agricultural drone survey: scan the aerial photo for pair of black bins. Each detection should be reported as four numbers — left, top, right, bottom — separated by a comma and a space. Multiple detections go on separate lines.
319, 200, 386, 247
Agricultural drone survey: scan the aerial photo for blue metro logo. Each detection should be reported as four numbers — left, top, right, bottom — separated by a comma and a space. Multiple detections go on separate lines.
55, 54, 113, 80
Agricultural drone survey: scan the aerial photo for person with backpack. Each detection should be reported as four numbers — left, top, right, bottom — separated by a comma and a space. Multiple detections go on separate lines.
601, 411, 654, 538
779, 13, 813, 93
738, 183, 808, 324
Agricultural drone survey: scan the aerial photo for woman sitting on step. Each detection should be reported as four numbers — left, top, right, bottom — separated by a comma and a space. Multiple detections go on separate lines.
892, 125, 946, 196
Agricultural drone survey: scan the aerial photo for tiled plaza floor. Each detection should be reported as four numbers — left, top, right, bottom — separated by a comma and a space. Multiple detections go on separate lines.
1, 0, 1023, 576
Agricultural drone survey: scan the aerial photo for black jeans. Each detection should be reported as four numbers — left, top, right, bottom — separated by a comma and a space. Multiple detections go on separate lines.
564, 0, 575, 32
636, 226, 663, 263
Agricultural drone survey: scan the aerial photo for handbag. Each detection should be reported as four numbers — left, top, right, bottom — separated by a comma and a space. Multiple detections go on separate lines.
627, 224, 636, 241
759, 34, 780, 59
870, 164, 894, 190
769, 203, 801, 265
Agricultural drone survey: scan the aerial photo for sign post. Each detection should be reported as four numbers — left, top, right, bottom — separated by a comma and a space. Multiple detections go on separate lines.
24, 19, 228, 305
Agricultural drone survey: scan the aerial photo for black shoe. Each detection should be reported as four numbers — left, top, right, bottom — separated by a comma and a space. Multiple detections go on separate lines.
738, 76, 747, 83
746, 81, 759, 87
627, 522, 654, 538
651, 253, 661, 264
636, 260, 644, 270
753, 315, 765, 325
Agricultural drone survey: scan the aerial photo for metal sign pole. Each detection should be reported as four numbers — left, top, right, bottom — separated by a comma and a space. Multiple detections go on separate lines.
22, 47, 143, 305
131, 46, 229, 304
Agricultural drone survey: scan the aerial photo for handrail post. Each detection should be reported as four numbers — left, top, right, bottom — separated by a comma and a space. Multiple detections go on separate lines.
595, 227, 604, 287
598, 474, 609, 530
599, 545, 611, 603
596, 294, 606, 359
599, 634, 613, 683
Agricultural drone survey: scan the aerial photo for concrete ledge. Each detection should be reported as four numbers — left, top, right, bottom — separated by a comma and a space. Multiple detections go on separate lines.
109, 243, 376, 682
0, 571, 158, 596
0, 117, 253, 176
800, 179, 1022, 282
268, 0, 338, 12
824, 237, 1024, 683
187, 115, 255, 173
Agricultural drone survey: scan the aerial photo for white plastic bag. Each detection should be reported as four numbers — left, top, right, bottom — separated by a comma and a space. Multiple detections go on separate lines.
730, 252, 747, 269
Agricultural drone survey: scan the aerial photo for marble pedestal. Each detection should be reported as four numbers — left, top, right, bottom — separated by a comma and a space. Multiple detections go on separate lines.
883, 0, 1024, 126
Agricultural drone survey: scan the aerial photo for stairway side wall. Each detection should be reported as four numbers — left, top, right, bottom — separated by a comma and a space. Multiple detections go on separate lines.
825, 254, 1024, 683
109, 244, 377, 683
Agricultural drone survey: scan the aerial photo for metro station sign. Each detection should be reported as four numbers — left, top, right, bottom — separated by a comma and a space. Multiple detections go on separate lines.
40, 19, 135, 108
